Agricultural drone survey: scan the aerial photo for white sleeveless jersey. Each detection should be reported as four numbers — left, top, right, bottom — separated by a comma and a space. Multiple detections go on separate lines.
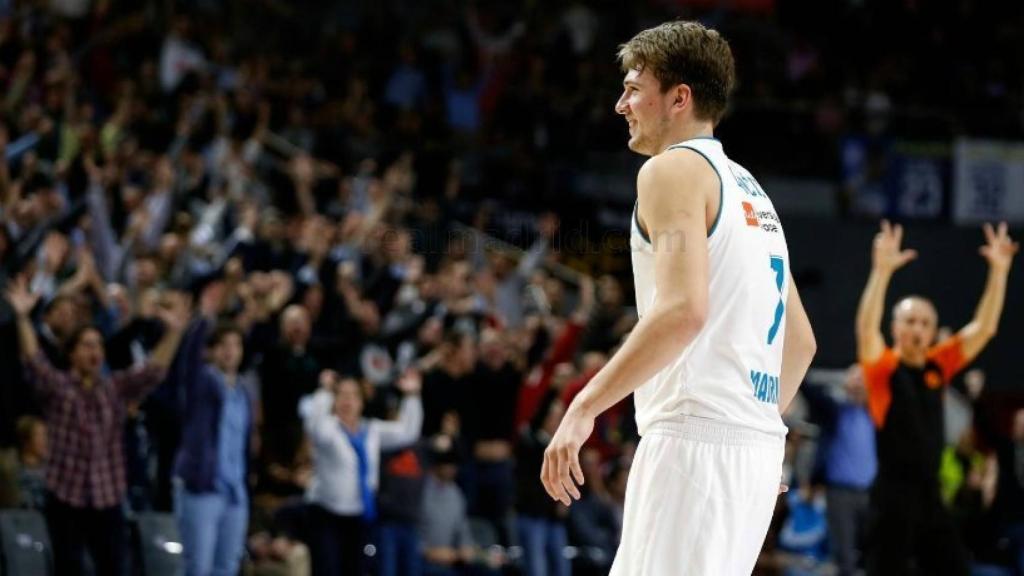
630, 137, 789, 436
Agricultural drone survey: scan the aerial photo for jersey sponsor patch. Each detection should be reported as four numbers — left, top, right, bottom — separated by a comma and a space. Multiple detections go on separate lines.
743, 201, 759, 226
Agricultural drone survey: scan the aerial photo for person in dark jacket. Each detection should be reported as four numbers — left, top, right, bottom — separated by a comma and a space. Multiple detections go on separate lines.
377, 440, 427, 576
567, 447, 619, 576
515, 388, 570, 576
995, 408, 1024, 575
172, 297, 255, 576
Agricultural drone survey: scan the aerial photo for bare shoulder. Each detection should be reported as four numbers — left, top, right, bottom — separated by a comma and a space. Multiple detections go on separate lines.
637, 148, 719, 216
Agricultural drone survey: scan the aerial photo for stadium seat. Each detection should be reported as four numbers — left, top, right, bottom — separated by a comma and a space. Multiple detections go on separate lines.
132, 512, 183, 576
0, 509, 53, 576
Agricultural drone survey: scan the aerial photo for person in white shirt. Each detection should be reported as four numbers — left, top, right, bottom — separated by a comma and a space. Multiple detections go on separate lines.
300, 369, 423, 575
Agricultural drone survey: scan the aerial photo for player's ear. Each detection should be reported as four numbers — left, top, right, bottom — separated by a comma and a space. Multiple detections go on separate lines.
672, 84, 691, 112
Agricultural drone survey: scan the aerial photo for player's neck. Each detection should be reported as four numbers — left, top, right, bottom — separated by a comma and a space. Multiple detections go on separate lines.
655, 121, 715, 153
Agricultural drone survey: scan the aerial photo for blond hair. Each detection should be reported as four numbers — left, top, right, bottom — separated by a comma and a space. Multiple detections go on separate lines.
618, 21, 736, 124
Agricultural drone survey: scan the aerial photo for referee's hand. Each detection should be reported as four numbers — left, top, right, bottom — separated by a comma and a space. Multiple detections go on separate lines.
541, 404, 594, 506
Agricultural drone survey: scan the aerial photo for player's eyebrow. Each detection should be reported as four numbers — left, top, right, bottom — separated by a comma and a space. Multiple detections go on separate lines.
623, 80, 641, 88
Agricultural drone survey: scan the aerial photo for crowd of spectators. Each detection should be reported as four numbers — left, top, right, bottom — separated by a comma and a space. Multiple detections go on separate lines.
0, 0, 1022, 575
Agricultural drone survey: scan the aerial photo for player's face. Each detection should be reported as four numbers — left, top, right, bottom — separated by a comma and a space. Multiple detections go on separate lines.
615, 68, 673, 155
890, 298, 938, 357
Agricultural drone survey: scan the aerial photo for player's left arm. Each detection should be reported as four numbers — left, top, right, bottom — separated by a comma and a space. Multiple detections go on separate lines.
956, 222, 1018, 364
779, 273, 816, 414
541, 149, 714, 506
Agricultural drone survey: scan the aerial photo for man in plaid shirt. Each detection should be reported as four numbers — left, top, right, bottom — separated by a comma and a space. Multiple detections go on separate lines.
7, 278, 188, 576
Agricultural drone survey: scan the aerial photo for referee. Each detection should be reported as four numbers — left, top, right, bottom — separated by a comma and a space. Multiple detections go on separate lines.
854, 221, 1017, 575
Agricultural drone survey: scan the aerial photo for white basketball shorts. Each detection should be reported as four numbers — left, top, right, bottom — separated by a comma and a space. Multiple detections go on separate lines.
609, 416, 785, 576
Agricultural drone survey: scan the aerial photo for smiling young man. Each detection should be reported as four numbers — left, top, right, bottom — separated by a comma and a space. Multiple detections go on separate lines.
540, 21, 818, 575
855, 220, 1017, 576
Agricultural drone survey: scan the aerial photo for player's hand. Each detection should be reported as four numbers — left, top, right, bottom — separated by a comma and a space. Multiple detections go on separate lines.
541, 405, 593, 506
979, 222, 1019, 273
872, 220, 917, 274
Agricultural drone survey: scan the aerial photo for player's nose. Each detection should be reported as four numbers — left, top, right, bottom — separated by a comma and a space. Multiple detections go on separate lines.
614, 92, 628, 115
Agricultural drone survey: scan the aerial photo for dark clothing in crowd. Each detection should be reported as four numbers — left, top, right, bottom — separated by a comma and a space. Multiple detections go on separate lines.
259, 343, 320, 484
422, 368, 471, 438
867, 479, 968, 576
378, 446, 427, 576
171, 318, 254, 493
46, 493, 127, 576
307, 504, 367, 576
466, 363, 521, 443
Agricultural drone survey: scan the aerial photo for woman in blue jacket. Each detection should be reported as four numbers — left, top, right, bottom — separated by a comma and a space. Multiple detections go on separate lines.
172, 310, 254, 576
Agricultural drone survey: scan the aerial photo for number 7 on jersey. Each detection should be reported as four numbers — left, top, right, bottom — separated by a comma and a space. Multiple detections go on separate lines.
768, 256, 785, 345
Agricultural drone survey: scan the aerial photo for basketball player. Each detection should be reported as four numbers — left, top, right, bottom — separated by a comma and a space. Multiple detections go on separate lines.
540, 21, 818, 574
856, 220, 1017, 575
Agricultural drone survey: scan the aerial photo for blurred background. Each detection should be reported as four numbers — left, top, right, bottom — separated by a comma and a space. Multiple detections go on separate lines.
0, 0, 1022, 575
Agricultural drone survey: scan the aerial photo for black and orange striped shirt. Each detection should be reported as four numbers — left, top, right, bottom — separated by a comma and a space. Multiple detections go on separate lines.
860, 336, 966, 482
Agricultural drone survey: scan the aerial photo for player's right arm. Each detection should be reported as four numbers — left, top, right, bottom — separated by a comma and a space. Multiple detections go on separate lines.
541, 149, 714, 506
855, 220, 916, 363
779, 274, 815, 414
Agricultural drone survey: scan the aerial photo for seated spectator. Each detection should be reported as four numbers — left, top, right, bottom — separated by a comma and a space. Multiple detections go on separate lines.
300, 370, 422, 575
14, 415, 47, 510
419, 435, 503, 576
2, 357, 46, 507
419, 435, 475, 576
245, 531, 312, 576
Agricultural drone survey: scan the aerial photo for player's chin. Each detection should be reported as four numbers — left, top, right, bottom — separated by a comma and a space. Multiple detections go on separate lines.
626, 135, 645, 154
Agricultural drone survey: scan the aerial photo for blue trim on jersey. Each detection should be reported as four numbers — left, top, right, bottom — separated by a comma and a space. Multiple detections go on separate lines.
665, 144, 724, 238
633, 201, 651, 244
